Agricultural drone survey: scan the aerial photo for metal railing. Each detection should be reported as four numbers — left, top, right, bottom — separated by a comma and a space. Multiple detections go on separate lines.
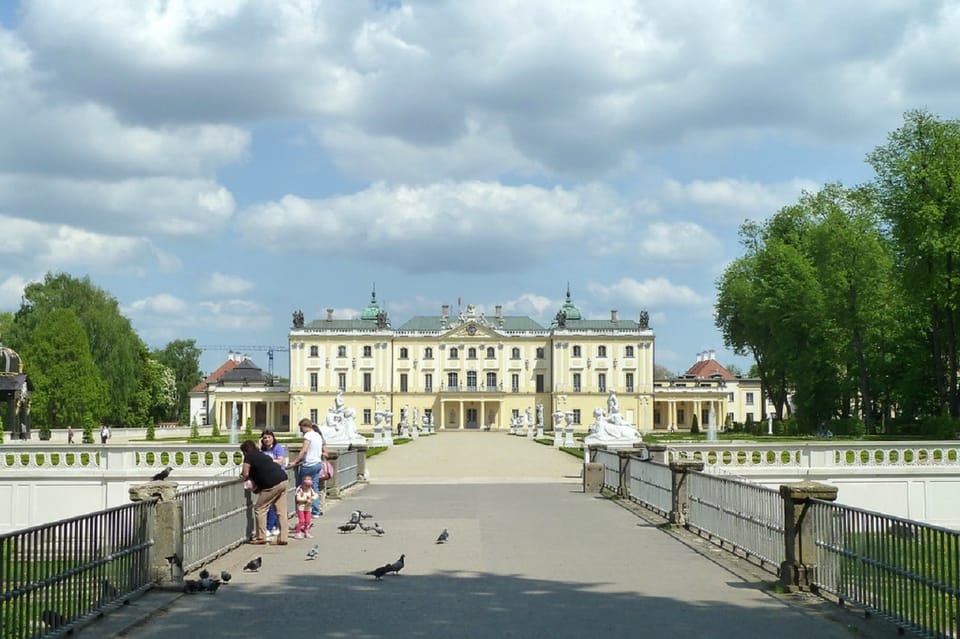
0, 500, 155, 639
810, 500, 960, 639
686, 471, 785, 571
594, 448, 621, 491
335, 450, 362, 489
628, 459, 672, 517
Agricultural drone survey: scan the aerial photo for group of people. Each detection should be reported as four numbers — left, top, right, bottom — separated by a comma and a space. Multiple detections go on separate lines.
239, 417, 329, 546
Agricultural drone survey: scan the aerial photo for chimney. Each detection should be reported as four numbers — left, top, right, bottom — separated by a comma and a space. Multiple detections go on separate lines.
696, 351, 702, 362
326, 308, 334, 321
495, 305, 502, 320
708, 349, 716, 360
442, 304, 450, 319
610, 309, 618, 322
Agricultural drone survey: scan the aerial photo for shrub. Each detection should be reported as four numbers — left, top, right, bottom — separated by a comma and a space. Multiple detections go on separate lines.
146, 419, 156, 441
831, 417, 866, 438
82, 421, 94, 444
244, 416, 253, 438
211, 417, 220, 438
690, 413, 700, 434
190, 418, 199, 439
745, 413, 755, 435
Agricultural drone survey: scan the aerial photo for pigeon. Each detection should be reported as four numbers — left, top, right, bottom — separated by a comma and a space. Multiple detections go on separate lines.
386, 553, 405, 575
164, 554, 182, 569
358, 510, 374, 519
436, 528, 449, 544
306, 545, 319, 560
338, 523, 357, 533
151, 466, 173, 481
366, 564, 392, 581
199, 569, 210, 579
183, 579, 202, 593
243, 556, 262, 572
358, 521, 373, 533
373, 522, 385, 536
41, 610, 67, 628
198, 569, 216, 591
348, 511, 361, 524
205, 580, 222, 593
220, 570, 232, 583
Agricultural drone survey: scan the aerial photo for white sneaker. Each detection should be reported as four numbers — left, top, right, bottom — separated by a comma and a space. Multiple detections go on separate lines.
267, 528, 278, 537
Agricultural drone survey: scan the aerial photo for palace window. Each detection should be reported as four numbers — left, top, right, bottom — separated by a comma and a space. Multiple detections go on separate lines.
337, 345, 347, 357
447, 372, 459, 390
536, 374, 544, 393
625, 345, 634, 358
310, 345, 319, 357
363, 409, 372, 424
746, 392, 755, 405
572, 409, 581, 425
424, 373, 433, 392
573, 373, 581, 393
310, 372, 318, 392
338, 373, 346, 391
400, 347, 409, 359
363, 373, 371, 392
400, 374, 408, 392
486, 372, 497, 391
424, 347, 433, 359
536, 347, 545, 359
310, 409, 318, 424
467, 371, 477, 390
677, 409, 685, 424
468, 347, 477, 359
449, 348, 459, 360
486, 347, 495, 359
511, 347, 521, 360
625, 373, 634, 393
597, 345, 607, 358
598, 373, 606, 393
363, 345, 372, 357
573, 345, 581, 357
511, 373, 520, 393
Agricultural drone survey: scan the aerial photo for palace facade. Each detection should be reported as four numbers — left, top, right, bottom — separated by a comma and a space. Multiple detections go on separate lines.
192, 289, 769, 434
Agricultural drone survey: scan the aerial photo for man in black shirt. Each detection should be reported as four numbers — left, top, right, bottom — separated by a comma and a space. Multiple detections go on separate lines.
240, 439, 290, 545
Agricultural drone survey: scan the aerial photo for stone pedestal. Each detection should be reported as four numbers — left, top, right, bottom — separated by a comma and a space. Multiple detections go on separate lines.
668, 460, 704, 526
536, 426, 544, 438
129, 481, 181, 587
583, 462, 604, 493
563, 424, 575, 447
779, 481, 839, 592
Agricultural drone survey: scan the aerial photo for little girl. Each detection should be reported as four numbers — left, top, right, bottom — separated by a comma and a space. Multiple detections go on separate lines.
294, 475, 318, 539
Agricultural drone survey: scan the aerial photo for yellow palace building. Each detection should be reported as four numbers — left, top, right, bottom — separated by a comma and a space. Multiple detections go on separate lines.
274, 288, 752, 434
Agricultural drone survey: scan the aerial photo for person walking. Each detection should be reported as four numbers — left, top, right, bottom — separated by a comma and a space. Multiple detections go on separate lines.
67, 427, 75, 444
99, 424, 110, 444
239, 439, 290, 546
288, 418, 327, 518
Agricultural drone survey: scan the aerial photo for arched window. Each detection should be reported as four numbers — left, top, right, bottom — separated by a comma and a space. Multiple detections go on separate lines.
598, 345, 607, 358
363, 345, 372, 357
400, 347, 409, 359
424, 347, 434, 359
511, 347, 521, 360
468, 347, 477, 359
625, 345, 635, 358
450, 347, 459, 360
337, 345, 347, 357
536, 347, 545, 359
310, 345, 319, 357
572, 345, 581, 357
486, 347, 495, 359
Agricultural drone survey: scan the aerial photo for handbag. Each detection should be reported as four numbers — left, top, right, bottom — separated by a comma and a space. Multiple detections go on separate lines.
318, 460, 334, 481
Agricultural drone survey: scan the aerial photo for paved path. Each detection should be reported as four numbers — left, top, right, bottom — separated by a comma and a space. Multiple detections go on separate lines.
81, 433, 879, 639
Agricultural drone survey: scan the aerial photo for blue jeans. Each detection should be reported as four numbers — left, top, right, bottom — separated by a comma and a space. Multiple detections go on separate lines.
298, 463, 322, 516
266, 505, 279, 531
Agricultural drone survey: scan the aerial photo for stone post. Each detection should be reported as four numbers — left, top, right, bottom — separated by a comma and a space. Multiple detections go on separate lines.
668, 460, 704, 526
325, 450, 341, 500
354, 445, 368, 482
779, 481, 839, 592
617, 450, 632, 498
129, 481, 182, 587
644, 444, 668, 464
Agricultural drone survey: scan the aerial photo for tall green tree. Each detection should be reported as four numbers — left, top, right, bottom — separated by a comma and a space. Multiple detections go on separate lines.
152, 339, 202, 423
869, 110, 960, 418
131, 355, 178, 425
18, 309, 107, 430
7, 273, 146, 425
0, 311, 12, 342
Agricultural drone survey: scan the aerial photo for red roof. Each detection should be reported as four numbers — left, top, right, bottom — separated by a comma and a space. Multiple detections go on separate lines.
684, 358, 736, 380
191, 358, 240, 392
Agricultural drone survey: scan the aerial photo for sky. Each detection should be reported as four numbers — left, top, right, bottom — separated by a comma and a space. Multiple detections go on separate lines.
2, 1, 959, 378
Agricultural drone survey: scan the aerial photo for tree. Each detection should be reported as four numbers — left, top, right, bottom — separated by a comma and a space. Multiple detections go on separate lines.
8, 273, 146, 425
132, 356, 177, 425
152, 339, 202, 424
653, 364, 674, 379
0, 311, 12, 341
690, 413, 700, 434
17, 309, 107, 431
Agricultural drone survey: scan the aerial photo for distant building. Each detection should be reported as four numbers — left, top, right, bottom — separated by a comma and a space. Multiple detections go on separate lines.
189, 352, 290, 431
0, 344, 33, 438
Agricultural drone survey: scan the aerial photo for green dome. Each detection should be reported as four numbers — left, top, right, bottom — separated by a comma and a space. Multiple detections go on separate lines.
557, 288, 582, 320
360, 288, 382, 321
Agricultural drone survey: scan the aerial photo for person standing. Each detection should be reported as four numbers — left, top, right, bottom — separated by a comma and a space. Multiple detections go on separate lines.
67, 427, 75, 444
239, 439, 290, 546
293, 475, 318, 539
289, 418, 327, 518
100, 424, 110, 444
259, 430, 287, 537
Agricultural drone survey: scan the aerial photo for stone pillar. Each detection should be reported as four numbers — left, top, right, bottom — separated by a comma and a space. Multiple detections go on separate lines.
355, 446, 368, 482
617, 450, 632, 498
668, 460, 704, 525
644, 444, 668, 464
779, 481, 839, 592
325, 451, 341, 499
129, 481, 181, 587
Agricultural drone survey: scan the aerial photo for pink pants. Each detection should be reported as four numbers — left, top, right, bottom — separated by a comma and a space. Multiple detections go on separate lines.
296, 510, 312, 534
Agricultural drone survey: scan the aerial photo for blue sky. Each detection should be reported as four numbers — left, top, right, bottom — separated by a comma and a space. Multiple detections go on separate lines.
1, 1, 959, 377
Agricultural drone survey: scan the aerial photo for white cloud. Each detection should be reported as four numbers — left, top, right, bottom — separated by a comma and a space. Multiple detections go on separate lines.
636, 221, 722, 264
198, 299, 271, 331
238, 181, 632, 273
127, 294, 188, 315
0, 274, 28, 311
589, 276, 709, 308
664, 178, 821, 222
206, 272, 255, 296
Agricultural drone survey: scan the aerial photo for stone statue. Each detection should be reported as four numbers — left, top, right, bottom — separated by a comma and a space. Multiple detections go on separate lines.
584, 407, 641, 446
293, 309, 305, 328
537, 402, 544, 427
376, 310, 388, 329
553, 410, 565, 429
334, 389, 345, 412
525, 407, 533, 427
638, 310, 649, 329
318, 391, 368, 446
607, 390, 619, 418
412, 407, 420, 430
555, 310, 567, 328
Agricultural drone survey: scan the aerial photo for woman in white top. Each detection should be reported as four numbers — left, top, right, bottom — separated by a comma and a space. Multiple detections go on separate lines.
289, 418, 328, 517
